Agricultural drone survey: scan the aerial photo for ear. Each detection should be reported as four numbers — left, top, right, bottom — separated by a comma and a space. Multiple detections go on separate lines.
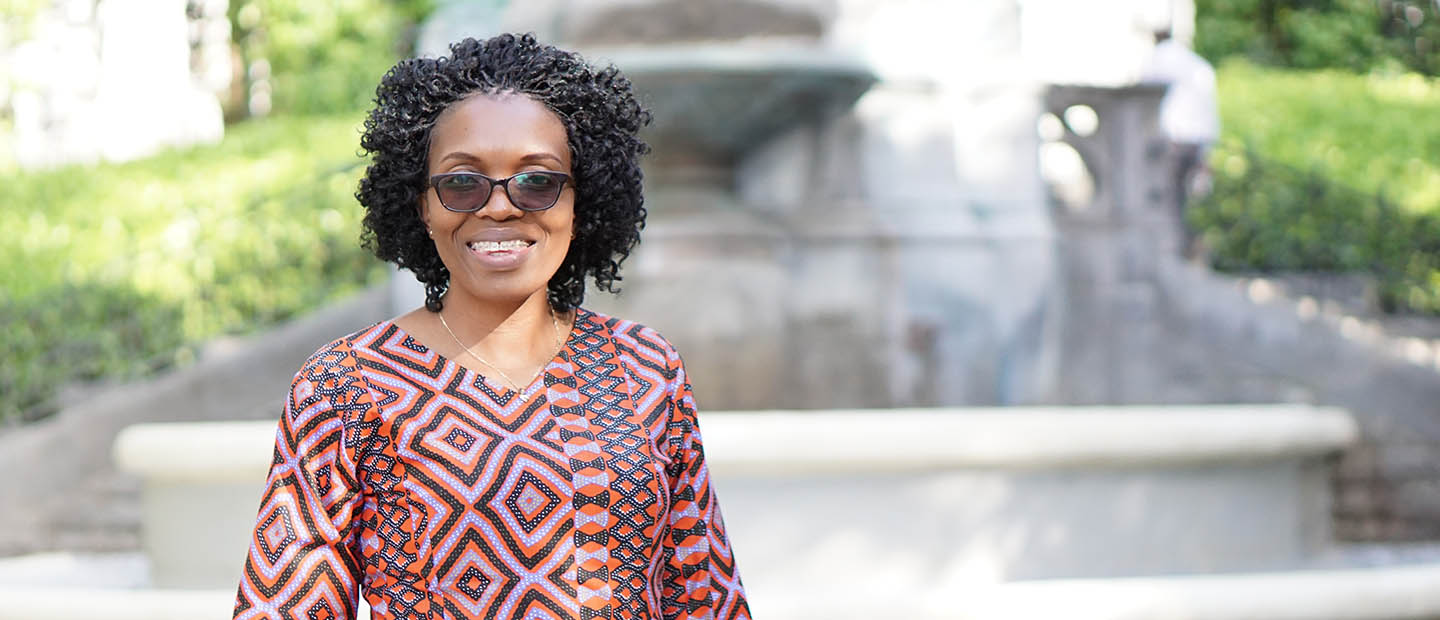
416, 194, 430, 228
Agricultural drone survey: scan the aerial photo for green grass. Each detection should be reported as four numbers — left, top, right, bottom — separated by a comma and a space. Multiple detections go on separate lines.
0, 112, 389, 423
1213, 59, 1440, 214
1192, 60, 1440, 314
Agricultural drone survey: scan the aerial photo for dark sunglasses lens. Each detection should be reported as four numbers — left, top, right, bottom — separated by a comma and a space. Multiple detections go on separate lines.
509, 172, 564, 210
436, 175, 490, 211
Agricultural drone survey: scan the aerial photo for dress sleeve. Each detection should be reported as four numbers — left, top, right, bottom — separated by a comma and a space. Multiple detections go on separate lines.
233, 342, 369, 620
658, 345, 751, 620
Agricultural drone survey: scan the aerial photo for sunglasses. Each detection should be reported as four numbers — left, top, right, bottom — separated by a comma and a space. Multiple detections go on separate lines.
428, 171, 571, 213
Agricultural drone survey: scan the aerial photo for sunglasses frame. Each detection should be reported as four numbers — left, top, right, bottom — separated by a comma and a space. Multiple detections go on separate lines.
428, 170, 572, 213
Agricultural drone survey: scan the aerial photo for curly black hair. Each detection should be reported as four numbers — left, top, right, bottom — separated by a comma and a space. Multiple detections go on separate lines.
356, 33, 651, 313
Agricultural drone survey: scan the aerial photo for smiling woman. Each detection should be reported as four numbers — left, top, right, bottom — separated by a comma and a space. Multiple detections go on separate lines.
231, 34, 750, 620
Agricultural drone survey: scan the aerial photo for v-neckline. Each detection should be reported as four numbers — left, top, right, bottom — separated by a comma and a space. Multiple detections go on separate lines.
387, 309, 584, 404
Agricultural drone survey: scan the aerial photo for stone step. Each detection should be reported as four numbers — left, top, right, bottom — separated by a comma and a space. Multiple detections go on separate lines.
950, 560, 1440, 620
2, 560, 1439, 620
45, 472, 142, 553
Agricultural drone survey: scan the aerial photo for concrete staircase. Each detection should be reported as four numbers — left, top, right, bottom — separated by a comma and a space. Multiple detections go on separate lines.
46, 473, 142, 553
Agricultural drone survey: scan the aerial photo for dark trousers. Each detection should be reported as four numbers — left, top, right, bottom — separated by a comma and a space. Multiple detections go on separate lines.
1171, 141, 1209, 258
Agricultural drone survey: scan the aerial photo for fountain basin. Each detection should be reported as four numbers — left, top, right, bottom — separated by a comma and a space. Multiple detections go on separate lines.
711, 405, 1358, 609
7, 404, 1428, 619
32, 404, 1432, 619
111, 406, 1352, 590
113, 421, 273, 590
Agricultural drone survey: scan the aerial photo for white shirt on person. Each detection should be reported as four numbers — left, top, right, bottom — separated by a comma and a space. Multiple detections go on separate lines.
1140, 40, 1220, 145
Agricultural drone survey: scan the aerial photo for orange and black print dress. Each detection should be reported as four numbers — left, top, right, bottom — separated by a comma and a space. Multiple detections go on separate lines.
233, 308, 749, 620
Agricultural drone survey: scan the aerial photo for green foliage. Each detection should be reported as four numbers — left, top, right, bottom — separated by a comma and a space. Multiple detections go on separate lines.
230, 0, 435, 115
1195, 0, 1440, 75
0, 284, 186, 422
1212, 59, 1440, 213
1191, 61, 1440, 313
1192, 146, 1440, 313
0, 113, 388, 423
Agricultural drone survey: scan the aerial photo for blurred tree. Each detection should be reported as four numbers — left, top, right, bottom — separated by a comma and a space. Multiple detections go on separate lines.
227, 0, 435, 118
1196, 0, 1440, 75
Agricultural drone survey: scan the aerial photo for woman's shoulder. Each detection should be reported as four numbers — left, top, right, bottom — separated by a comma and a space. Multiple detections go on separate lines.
578, 307, 680, 360
578, 307, 679, 352
292, 321, 396, 381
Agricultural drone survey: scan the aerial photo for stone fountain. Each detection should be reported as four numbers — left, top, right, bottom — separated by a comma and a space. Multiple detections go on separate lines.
405, 0, 894, 411
400, 0, 1063, 410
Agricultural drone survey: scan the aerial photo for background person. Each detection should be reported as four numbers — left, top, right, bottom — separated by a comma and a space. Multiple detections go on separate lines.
1141, 28, 1220, 258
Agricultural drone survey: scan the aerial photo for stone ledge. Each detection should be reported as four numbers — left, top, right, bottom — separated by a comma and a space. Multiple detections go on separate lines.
115, 405, 1356, 480
0, 587, 232, 620
949, 560, 1440, 620
114, 422, 277, 484
707, 405, 1357, 473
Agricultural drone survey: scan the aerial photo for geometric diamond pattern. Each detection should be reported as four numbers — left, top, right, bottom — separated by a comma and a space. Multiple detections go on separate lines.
257, 505, 296, 566
456, 565, 491, 601
444, 427, 476, 452
506, 470, 561, 532
232, 309, 750, 620
412, 405, 503, 489
476, 447, 575, 570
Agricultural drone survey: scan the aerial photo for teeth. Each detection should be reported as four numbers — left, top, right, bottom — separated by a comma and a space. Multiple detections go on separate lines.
469, 239, 529, 252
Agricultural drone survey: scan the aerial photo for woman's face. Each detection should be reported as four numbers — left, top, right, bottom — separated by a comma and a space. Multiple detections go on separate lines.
421, 92, 575, 310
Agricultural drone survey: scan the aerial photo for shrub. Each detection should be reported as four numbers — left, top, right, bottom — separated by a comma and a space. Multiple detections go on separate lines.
0, 113, 388, 423
1211, 59, 1440, 214
1191, 60, 1440, 314
1193, 145, 1440, 313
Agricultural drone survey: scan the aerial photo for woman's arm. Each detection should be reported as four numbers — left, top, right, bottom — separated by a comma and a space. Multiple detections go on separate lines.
658, 343, 751, 620
233, 342, 369, 620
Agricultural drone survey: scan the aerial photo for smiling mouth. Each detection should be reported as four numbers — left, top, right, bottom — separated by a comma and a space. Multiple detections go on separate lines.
467, 239, 535, 254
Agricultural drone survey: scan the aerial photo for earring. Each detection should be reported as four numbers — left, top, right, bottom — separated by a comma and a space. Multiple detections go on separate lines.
427, 228, 434, 237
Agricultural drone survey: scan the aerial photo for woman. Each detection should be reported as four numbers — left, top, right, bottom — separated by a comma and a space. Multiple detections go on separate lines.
233, 33, 749, 620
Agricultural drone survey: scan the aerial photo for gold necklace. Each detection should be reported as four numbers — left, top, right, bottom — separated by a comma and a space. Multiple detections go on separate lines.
437, 308, 566, 393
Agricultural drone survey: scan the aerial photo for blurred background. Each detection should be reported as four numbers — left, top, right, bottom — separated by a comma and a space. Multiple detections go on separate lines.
1, 0, 1439, 618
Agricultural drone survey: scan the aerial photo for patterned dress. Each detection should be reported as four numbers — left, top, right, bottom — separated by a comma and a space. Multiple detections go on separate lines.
233, 309, 749, 620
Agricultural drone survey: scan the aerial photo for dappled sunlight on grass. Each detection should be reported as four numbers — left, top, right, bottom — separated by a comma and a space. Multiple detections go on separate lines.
1191, 60, 1440, 315
1, 114, 371, 304
0, 112, 387, 422
1216, 59, 1440, 214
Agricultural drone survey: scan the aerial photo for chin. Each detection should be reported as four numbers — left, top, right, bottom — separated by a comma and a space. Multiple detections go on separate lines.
451, 273, 552, 306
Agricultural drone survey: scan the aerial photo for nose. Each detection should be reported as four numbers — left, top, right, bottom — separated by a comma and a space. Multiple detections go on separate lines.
474, 182, 522, 219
